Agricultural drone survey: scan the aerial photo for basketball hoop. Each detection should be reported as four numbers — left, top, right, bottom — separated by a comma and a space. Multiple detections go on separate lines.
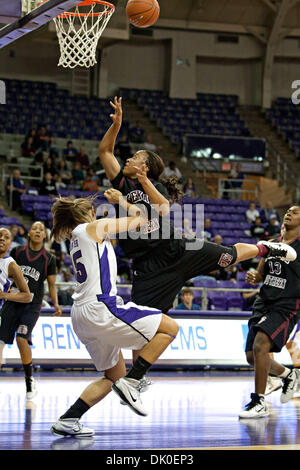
53, 0, 115, 69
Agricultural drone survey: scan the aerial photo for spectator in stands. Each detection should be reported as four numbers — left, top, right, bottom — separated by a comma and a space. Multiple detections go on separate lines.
229, 163, 244, 200
213, 234, 223, 245
241, 279, 260, 311
16, 225, 28, 246
162, 161, 183, 183
265, 214, 280, 239
250, 216, 266, 241
76, 146, 90, 170
82, 172, 100, 192
35, 126, 51, 152
54, 174, 67, 192
203, 217, 214, 241
57, 159, 72, 184
21, 136, 36, 159
115, 133, 133, 163
129, 120, 146, 143
57, 268, 75, 306
39, 172, 58, 196
175, 287, 201, 311
63, 140, 78, 162
5, 169, 26, 211
143, 134, 160, 153
263, 200, 279, 222
71, 161, 85, 189
8, 224, 21, 253
246, 202, 260, 223
182, 218, 196, 239
183, 177, 196, 198
43, 156, 58, 178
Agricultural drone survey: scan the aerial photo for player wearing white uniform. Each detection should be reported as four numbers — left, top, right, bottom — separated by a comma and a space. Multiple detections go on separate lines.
50, 192, 179, 438
0, 227, 32, 368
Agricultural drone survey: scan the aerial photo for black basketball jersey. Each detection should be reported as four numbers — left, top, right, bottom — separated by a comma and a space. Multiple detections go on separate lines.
111, 170, 183, 260
10, 245, 56, 305
259, 237, 300, 301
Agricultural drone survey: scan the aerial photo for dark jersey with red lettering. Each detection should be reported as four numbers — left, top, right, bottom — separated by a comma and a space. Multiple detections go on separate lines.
259, 237, 300, 301
10, 245, 56, 305
111, 170, 184, 260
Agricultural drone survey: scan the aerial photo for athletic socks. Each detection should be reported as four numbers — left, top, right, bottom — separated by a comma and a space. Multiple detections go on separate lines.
60, 398, 91, 420
23, 362, 33, 379
278, 367, 291, 379
126, 356, 152, 381
255, 244, 269, 257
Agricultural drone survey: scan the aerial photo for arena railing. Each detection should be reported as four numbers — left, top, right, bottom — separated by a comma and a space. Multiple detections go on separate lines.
51, 282, 257, 311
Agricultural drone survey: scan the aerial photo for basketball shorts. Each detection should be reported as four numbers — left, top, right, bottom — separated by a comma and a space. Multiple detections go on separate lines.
132, 239, 237, 312
245, 295, 300, 353
0, 301, 41, 345
71, 295, 162, 371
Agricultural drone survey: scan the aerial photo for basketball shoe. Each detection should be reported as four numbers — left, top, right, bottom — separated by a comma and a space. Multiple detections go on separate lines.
50, 418, 95, 438
112, 377, 148, 416
257, 241, 297, 262
280, 369, 300, 403
26, 377, 37, 400
239, 393, 269, 419
265, 375, 282, 396
120, 375, 152, 405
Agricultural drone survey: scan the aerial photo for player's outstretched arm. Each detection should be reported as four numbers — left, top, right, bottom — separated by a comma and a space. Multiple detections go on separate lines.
0, 262, 32, 303
98, 96, 122, 181
86, 212, 147, 244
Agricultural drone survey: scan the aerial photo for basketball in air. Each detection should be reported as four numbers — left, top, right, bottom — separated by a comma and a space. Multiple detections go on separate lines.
126, 0, 160, 28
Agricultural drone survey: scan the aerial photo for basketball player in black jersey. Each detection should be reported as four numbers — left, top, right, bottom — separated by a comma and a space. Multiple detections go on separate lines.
239, 206, 300, 419
0, 221, 62, 399
98, 97, 297, 390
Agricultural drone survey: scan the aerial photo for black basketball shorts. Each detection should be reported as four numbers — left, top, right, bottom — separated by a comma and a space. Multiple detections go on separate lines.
0, 302, 41, 345
131, 239, 237, 313
245, 295, 300, 353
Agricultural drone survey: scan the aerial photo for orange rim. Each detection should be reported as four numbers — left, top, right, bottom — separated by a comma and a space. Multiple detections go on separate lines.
57, 0, 115, 18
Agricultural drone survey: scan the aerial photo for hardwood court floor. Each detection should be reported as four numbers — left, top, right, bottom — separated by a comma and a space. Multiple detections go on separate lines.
1, 371, 300, 451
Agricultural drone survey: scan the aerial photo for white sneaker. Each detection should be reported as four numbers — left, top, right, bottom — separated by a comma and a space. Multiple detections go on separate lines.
257, 241, 297, 262
112, 377, 148, 417
239, 393, 269, 419
50, 418, 95, 438
120, 375, 152, 405
138, 376, 152, 393
280, 369, 300, 403
265, 376, 282, 396
26, 377, 37, 400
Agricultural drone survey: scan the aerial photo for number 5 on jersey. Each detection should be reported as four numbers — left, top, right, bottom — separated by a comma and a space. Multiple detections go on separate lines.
72, 250, 87, 283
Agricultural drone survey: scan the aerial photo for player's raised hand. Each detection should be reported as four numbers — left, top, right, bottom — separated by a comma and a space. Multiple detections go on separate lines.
109, 96, 122, 127
133, 163, 148, 184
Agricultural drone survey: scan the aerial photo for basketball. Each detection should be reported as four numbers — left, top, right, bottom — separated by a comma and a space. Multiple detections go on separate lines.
126, 0, 160, 28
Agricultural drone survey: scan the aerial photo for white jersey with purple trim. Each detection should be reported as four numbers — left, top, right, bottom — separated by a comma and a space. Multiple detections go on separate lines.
0, 256, 14, 308
70, 223, 117, 304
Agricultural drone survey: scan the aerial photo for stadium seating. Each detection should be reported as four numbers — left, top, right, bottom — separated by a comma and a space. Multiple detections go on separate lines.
120, 87, 251, 145
266, 97, 300, 157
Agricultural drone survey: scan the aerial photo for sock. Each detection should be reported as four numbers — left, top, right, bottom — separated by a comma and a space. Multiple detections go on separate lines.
60, 398, 90, 420
126, 356, 152, 381
258, 393, 265, 399
23, 362, 32, 379
278, 367, 291, 378
255, 244, 269, 257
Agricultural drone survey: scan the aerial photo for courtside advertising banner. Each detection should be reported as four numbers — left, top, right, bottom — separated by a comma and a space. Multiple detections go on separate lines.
2, 315, 293, 366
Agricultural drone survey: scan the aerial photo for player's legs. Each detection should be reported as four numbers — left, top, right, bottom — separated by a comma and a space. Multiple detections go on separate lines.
51, 351, 126, 438
16, 307, 39, 400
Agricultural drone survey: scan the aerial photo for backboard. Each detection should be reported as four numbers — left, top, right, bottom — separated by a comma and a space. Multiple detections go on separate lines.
0, 0, 83, 48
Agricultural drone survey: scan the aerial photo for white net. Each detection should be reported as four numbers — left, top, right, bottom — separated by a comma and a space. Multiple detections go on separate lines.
53, 1, 114, 69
